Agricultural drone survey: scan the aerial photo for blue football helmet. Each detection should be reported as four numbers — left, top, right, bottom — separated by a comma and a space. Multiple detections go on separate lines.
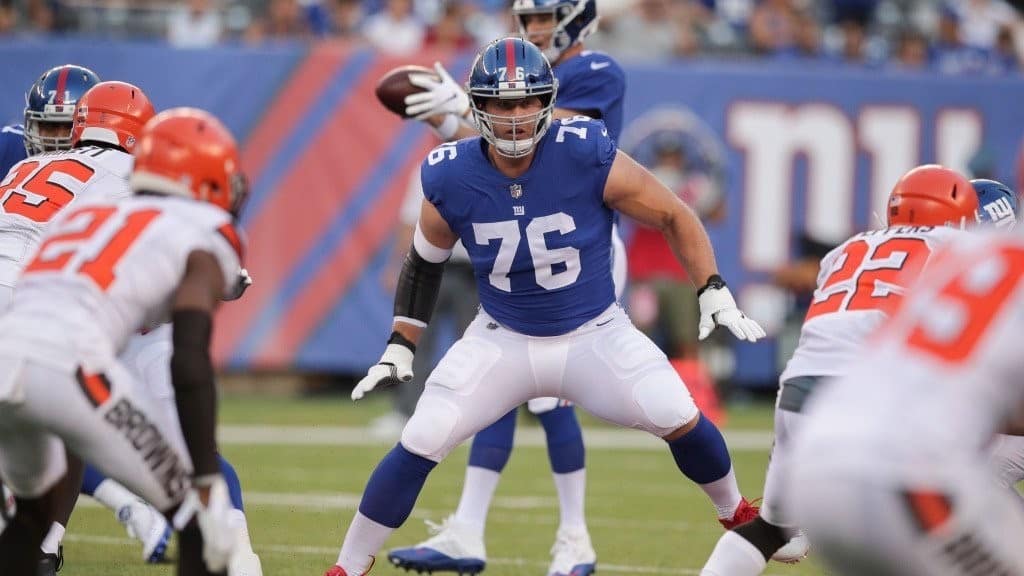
24, 64, 101, 155
973, 178, 1019, 229
468, 37, 558, 159
512, 0, 598, 63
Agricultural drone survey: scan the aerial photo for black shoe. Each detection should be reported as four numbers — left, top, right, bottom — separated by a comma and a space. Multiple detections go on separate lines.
37, 544, 63, 576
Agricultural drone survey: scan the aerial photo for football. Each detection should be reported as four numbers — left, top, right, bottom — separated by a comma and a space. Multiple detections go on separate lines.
375, 65, 438, 119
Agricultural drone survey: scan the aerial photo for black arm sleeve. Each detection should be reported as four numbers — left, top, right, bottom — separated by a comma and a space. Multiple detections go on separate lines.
171, 309, 219, 478
394, 246, 446, 325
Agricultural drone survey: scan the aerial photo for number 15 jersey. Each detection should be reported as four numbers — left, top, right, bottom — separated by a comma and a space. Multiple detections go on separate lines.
0, 195, 243, 367
0, 145, 133, 288
780, 225, 963, 382
422, 117, 617, 337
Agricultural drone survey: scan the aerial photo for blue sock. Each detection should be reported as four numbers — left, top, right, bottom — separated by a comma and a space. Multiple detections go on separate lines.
467, 409, 516, 472
667, 414, 732, 484
81, 465, 106, 496
358, 443, 437, 528
537, 405, 585, 473
218, 454, 245, 511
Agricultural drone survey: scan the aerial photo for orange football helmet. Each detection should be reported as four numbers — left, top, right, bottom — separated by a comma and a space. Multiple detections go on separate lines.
70, 81, 155, 152
130, 108, 248, 217
887, 164, 979, 228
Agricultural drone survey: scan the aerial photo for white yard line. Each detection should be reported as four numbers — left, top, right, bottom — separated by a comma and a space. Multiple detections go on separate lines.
62, 533, 708, 575
217, 426, 773, 451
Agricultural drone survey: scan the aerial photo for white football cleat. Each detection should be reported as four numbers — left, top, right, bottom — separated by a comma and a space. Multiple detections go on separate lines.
547, 527, 596, 576
118, 498, 171, 563
388, 515, 487, 574
772, 531, 810, 564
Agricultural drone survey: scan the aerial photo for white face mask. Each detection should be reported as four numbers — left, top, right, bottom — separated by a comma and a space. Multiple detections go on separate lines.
474, 105, 554, 158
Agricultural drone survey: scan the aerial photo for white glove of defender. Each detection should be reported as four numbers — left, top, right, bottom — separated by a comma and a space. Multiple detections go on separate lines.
185, 475, 237, 573
223, 268, 253, 302
351, 343, 414, 401
404, 62, 470, 121
697, 284, 766, 342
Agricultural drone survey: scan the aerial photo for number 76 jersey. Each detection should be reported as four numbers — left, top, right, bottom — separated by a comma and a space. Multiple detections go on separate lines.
780, 225, 963, 382
2, 195, 243, 364
421, 117, 617, 337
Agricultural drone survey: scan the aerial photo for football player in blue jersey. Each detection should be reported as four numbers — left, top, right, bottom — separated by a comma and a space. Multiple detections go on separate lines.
390, 3, 637, 575
324, 37, 765, 576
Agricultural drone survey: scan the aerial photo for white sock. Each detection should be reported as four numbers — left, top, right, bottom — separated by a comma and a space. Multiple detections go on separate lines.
453, 466, 501, 539
699, 466, 743, 519
229, 508, 254, 552
552, 469, 587, 531
92, 479, 138, 513
40, 522, 64, 555
700, 530, 768, 576
337, 511, 395, 575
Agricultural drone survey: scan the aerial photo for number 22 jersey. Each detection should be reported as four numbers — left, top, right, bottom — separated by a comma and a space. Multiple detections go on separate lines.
421, 117, 616, 337
780, 225, 963, 382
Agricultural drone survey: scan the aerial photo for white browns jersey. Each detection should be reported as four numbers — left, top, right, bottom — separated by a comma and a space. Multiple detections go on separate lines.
799, 230, 1024, 476
780, 225, 963, 383
0, 145, 133, 287
0, 195, 243, 368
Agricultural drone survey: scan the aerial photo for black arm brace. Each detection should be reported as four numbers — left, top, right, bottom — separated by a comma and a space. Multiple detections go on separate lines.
394, 246, 446, 326
171, 309, 219, 477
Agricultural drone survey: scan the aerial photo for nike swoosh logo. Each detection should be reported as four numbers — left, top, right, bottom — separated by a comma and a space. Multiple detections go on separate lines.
596, 318, 613, 326
590, 62, 611, 71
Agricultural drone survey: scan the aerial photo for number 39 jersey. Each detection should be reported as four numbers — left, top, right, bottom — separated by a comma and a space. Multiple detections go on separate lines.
780, 225, 963, 382
0, 146, 133, 288
422, 117, 617, 336
0, 195, 243, 366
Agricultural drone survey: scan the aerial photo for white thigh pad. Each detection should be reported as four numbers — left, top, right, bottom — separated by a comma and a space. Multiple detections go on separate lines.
527, 397, 562, 414
592, 322, 667, 379
401, 394, 461, 462
427, 336, 502, 396
632, 369, 698, 431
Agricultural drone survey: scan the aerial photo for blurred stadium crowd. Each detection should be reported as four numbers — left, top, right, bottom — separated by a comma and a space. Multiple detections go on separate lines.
0, 0, 1022, 73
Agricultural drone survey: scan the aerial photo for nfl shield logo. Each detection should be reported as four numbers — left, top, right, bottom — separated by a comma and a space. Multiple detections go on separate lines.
509, 184, 522, 199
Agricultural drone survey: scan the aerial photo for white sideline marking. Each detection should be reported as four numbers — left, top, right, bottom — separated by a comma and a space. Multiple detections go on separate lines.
217, 426, 773, 451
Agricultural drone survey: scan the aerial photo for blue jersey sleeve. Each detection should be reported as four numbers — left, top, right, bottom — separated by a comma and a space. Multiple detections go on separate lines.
553, 54, 626, 141
0, 125, 27, 178
551, 117, 617, 204
420, 141, 462, 229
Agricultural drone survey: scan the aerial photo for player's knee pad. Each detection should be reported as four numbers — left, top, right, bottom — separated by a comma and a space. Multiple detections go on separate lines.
400, 394, 461, 462
633, 370, 699, 432
527, 397, 562, 414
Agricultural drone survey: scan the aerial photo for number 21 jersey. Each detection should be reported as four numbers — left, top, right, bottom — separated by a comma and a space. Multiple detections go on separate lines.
0, 145, 133, 287
2, 196, 243, 365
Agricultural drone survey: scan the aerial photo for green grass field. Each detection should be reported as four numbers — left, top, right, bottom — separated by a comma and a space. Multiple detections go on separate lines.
62, 393, 826, 575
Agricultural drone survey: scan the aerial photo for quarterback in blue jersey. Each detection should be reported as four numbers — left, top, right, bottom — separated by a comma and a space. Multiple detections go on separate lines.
325, 38, 765, 576
392, 3, 629, 575
0, 124, 26, 178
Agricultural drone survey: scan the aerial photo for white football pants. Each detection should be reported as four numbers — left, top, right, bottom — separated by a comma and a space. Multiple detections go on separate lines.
400, 304, 699, 462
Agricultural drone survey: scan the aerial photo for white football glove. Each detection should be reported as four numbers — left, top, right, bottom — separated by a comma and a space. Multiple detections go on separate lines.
181, 475, 237, 574
223, 268, 253, 302
351, 342, 414, 401
697, 278, 766, 342
404, 62, 470, 121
